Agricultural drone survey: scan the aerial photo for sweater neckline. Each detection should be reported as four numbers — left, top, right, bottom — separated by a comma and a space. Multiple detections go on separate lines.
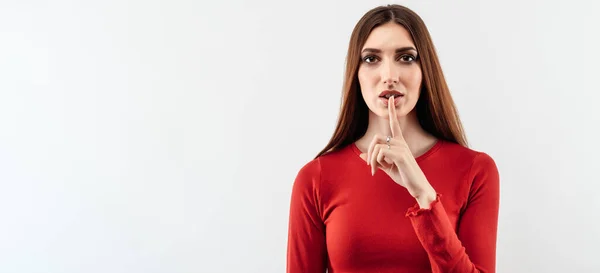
350, 139, 444, 163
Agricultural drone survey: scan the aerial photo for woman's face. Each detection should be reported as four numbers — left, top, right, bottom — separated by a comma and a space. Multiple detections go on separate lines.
358, 22, 422, 119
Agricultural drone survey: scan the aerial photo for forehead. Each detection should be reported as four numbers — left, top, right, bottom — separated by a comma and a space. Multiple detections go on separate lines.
362, 22, 415, 51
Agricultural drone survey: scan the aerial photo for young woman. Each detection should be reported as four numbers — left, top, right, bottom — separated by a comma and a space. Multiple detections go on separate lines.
287, 4, 500, 273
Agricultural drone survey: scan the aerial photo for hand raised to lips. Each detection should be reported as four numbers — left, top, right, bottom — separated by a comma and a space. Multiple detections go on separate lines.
359, 96, 436, 201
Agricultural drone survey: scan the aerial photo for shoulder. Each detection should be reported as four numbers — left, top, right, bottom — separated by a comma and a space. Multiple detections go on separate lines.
439, 140, 499, 182
440, 141, 497, 168
469, 151, 499, 188
444, 141, 500, 189
295, 157, 322, 183
292, 145, 353, 191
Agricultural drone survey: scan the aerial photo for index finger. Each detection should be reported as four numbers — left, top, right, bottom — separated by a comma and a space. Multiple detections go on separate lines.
388, 96, 402, 138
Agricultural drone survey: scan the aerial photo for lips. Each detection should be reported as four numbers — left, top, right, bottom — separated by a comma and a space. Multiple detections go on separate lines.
379, 90, 404, 99
380, 95, 402, 106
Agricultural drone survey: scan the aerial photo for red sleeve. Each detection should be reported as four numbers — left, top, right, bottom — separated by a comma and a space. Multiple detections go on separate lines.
286, 159, 328, 273
406, 152, 500, 273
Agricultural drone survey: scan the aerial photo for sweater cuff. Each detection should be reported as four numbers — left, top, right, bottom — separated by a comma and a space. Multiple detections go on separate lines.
405, 193, 442, 217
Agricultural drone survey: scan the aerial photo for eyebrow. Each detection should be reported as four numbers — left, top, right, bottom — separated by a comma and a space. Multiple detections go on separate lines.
361, 47, 417, 54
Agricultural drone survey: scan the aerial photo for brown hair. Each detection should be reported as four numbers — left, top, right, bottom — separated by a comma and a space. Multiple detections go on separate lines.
315, 4, 468, 159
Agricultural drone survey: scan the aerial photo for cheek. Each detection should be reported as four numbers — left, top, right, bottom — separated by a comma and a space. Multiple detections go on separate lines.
405, 68, 422, 89
357, 69, 367, 86
358, 68, 377, 90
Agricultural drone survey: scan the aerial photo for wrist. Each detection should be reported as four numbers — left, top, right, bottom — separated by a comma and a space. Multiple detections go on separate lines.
414, 186, 437, 209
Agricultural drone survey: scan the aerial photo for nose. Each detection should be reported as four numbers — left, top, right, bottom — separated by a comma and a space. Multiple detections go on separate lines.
381, 60, 399, 85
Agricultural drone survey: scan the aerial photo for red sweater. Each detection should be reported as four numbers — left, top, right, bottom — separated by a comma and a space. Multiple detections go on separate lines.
286, 140, 500, 273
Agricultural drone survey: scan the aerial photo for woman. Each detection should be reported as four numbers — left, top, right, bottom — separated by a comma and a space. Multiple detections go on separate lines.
286, 4, 500, 273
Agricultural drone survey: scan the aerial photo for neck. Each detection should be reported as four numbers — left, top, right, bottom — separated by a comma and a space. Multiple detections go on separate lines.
356, 110, 437, 157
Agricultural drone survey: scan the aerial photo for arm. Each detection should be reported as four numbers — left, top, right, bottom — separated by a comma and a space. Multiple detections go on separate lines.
406, 152, 500, 273
286, 159, 328, 273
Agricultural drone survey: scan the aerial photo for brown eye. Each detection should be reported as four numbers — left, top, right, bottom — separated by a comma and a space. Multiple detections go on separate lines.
362, 55, 379, 63
399, 55, 416, 62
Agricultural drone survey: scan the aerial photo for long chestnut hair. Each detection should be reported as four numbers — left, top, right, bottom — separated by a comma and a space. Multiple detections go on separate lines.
315, 4, 468, 159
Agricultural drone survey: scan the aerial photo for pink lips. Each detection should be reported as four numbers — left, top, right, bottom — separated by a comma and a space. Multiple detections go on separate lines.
379, 90, 404, 98
378, 90, 404, 107
380, 95, 402, 107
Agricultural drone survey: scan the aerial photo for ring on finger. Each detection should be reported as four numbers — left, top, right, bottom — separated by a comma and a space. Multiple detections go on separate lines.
386, 136, 391, 149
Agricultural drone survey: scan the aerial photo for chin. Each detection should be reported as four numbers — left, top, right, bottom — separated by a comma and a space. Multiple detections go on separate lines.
369, 108, 402, 119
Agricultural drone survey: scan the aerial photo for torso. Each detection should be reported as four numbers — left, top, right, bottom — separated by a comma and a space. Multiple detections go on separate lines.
315, 140, 478, 272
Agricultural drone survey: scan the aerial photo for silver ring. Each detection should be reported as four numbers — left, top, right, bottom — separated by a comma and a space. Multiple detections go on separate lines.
386, 136, 391, 144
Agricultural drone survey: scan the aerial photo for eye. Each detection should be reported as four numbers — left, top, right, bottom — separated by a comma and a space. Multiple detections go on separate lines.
362, 55, 379, 63
399, 54, 417, 63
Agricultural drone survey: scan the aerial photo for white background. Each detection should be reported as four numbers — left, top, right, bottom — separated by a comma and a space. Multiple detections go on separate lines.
1, 0, 599, 272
